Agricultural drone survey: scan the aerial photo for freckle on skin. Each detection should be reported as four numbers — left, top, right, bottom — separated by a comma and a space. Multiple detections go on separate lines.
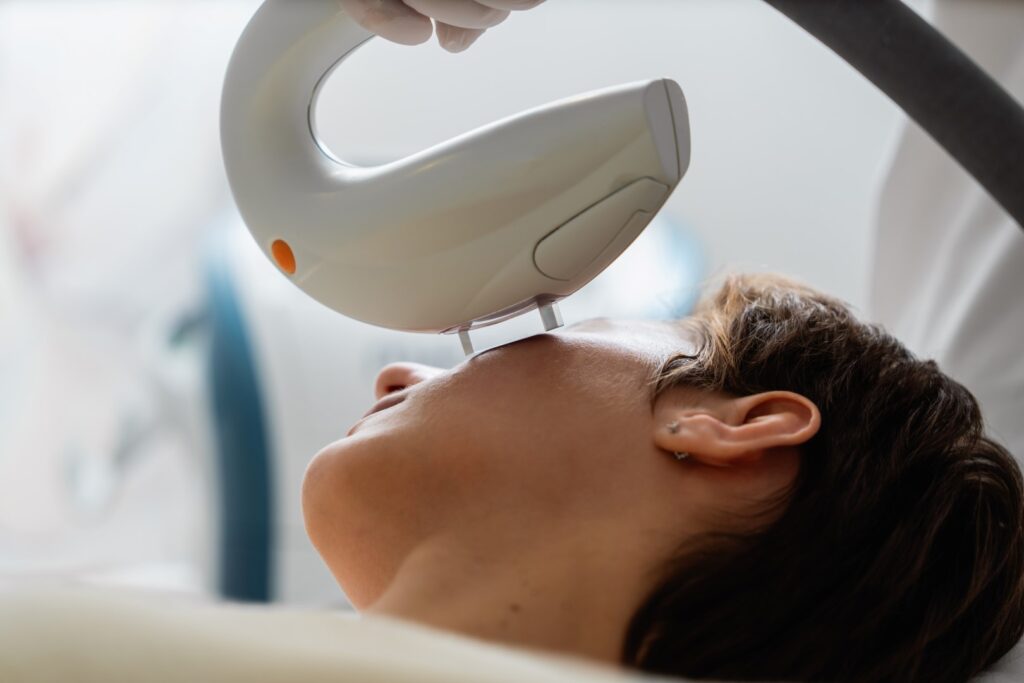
509, 602, 522, 613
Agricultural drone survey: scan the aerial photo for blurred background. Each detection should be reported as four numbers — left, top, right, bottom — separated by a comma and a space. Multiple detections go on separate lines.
0, 0, 903, 608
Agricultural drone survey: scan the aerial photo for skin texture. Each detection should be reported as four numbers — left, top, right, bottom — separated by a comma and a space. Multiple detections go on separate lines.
303, 318, 820, 665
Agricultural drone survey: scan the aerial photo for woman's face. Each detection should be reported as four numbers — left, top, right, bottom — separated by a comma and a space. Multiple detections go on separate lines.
302, 318, 799, 608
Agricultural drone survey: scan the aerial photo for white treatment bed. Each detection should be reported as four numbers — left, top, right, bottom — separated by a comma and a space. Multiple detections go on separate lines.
1, 585, 1021, 683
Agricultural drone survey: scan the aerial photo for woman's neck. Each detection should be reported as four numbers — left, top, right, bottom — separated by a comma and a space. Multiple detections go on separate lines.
363, 533, 650, 666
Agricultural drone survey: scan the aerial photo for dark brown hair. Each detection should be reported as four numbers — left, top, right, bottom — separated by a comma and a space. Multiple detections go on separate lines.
624, 274, 1024, 682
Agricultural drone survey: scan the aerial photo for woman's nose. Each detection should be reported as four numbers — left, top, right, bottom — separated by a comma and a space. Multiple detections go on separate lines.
374, 362, 445, 399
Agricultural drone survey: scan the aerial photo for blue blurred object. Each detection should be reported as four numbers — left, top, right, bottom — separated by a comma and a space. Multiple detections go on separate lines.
205, 229, 274, 603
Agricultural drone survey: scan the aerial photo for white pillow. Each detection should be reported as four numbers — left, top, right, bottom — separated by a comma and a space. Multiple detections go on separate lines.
0, 586, 669, 683
0, 585, 1019, 683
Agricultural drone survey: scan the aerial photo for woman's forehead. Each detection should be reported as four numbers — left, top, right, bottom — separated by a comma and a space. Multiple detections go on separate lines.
463, 318, 697, 378
561, 317, 697, 354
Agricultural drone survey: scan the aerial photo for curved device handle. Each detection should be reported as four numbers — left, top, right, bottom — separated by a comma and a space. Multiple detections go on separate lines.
222, 0, 689, 334
222, 1, 373, 194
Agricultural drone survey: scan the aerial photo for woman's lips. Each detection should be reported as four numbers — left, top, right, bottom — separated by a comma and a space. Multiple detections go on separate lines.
362, 391, 408, 419
347, 390, 408, 436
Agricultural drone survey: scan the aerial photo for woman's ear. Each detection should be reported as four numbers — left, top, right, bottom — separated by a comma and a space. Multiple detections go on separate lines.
653, 390, 821, 468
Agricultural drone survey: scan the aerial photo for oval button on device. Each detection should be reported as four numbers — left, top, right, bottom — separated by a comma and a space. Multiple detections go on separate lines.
533, 178, 669, 281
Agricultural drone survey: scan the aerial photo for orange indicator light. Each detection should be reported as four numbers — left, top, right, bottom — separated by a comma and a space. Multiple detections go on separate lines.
271, 239, 296, 275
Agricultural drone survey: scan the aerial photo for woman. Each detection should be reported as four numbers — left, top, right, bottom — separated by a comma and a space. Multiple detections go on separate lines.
303, 273, 1024, 682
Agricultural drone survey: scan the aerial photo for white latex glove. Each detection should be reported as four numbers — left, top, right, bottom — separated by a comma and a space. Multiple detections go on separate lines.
338, 0, 545, 53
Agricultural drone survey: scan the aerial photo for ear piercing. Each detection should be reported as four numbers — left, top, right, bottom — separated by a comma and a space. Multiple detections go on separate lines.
666, 422, 689, 460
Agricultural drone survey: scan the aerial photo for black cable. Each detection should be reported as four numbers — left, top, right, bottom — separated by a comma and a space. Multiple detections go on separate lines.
762, 0, 1024, 231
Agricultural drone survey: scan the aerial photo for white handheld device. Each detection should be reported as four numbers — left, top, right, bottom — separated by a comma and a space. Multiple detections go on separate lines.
221, 0, 690, 351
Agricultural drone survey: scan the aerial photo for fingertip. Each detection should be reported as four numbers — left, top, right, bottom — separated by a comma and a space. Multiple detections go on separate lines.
440, 41, 469, 54
436, 25, 486, 53
383, 15, 435, 46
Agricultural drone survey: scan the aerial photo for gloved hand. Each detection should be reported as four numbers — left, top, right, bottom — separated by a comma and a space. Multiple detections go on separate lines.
338, 0, 546, 53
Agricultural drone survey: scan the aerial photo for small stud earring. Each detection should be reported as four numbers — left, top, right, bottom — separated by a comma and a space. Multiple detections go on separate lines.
674, 451, 690, 461
667, 421, 681, 435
